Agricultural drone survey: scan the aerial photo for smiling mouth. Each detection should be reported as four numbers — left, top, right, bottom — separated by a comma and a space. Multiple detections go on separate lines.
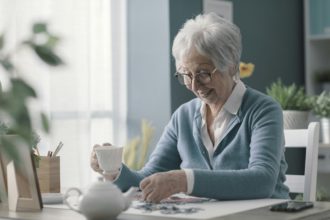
198, 89, 212, 98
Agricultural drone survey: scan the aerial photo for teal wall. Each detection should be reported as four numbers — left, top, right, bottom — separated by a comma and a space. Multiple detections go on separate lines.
127, 0, 171, 148
169, 0, 203, 113
125, 0, 304, 154
169, 0, 304, 112
231, 0, 304, 92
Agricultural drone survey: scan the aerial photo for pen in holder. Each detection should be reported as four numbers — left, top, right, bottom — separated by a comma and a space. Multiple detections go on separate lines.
36, 156, 61, 193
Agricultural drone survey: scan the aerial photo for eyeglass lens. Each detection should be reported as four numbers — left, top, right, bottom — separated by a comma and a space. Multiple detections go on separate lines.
177, 72, 212, 85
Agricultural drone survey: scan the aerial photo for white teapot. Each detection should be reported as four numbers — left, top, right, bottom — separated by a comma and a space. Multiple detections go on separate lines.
64, 179, 138, 220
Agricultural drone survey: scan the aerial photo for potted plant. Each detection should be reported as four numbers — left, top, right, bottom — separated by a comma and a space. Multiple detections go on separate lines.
0, 23, 63, 162
266, 79, 313, 129
313, 91, 330, 144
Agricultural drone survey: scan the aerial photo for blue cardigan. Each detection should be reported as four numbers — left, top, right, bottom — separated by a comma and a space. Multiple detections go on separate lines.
114, 87, 290, 200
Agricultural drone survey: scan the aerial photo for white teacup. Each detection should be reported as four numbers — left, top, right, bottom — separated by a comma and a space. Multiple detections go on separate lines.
95, 146, 123, 175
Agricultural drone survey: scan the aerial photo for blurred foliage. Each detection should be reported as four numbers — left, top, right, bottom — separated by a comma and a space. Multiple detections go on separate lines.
313, 91, 330, 118
266, 79, 313, 111
123, 119, 155, 170
0, 22, 64, 162
0, 121, 41, 165
239, 62, 255, 79
294, 188, 330, 201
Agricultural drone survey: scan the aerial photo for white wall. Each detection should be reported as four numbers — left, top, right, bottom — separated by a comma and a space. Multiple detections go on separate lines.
126, 0, 171, 153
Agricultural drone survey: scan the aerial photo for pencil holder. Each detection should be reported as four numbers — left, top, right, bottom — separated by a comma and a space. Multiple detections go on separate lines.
36, 156, 61, 193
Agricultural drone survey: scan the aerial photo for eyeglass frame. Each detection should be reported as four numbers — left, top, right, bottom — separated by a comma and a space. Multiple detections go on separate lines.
174, 67, 217, 86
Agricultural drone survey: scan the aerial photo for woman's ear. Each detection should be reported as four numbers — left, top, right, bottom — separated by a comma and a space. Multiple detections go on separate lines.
224, 65, 235, 78
227, 65, 240, 82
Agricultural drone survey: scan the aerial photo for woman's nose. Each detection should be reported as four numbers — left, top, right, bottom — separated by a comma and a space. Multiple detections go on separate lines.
191, 77, 201, 91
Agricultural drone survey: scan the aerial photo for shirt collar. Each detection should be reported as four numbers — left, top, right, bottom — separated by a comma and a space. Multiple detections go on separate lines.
223, 79, 246, 115
200, 79, 246, 117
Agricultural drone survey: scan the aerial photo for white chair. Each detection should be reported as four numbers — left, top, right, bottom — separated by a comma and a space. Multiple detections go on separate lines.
284, 122, 320, 201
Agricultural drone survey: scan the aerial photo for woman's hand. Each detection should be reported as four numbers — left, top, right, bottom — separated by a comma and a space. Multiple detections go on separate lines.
90, 143, 112, 174
139, 170, 187, 203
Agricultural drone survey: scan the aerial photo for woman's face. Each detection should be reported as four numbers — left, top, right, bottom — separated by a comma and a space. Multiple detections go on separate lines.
180, 48, 235, 107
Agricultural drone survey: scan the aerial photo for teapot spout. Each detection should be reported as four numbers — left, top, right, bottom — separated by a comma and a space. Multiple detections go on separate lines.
123, 187, 139, 210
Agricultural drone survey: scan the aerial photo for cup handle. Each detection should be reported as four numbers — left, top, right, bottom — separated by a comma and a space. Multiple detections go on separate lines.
63, 187, 82, 213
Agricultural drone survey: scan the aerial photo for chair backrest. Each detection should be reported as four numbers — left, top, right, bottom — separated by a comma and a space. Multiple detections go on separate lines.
284, 122, 320, 201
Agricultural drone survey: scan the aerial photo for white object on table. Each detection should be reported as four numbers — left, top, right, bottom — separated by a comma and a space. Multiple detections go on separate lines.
95, 146, 123, 175
42, 193, 64, 204
120, 196, 287, 220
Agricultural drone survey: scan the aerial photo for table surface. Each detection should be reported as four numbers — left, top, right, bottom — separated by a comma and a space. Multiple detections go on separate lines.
1, 200, 330, 220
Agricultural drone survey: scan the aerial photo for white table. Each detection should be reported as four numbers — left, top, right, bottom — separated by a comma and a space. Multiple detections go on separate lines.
3, 198, 329, 220
119, 198, 287, 220
37, 198, 285, 220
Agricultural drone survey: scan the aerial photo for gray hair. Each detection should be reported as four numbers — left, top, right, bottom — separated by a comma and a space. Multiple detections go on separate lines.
172, 13, 242, 77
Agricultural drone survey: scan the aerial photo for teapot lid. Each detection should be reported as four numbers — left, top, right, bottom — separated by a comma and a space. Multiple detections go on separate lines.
88, 177, 120, 192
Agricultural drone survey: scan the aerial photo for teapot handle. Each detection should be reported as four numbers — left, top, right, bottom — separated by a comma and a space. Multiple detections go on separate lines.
63, 187, 82, 213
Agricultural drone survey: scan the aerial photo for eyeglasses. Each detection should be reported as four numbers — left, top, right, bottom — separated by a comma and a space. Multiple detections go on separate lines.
174, 68, 217, 86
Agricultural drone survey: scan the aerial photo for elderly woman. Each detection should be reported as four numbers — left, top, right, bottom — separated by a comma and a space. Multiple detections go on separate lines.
91, 13, 289, 203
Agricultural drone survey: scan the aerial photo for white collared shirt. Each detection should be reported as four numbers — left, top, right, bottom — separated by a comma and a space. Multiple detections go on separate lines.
184, 80, 246, 194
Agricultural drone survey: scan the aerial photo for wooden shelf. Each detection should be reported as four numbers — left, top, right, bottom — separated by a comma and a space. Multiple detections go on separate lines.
309, 34, 330, 41
320, 143, 330, 148
304, 0, 330, 95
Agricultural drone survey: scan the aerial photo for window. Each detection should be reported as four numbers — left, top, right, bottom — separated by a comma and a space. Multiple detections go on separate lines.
1, 0, 127, 189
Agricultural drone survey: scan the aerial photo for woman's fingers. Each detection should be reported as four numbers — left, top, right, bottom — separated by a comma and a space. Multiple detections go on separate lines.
140, 178, 153, 201
142, 186, 154, 201
139, 177, 150, 190
93, 144, 102, 150
139, 171, 187, 203
145, 190, 162, 203
140, 174, 164, 203
90, 144, 103, 173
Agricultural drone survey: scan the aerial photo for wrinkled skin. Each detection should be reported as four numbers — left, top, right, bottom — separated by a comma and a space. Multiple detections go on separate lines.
139, 170, 187, 203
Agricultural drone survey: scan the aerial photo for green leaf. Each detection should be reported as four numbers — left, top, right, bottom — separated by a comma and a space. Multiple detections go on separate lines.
12, 107, 32, 132
0, 33, 4, 50
266, 79, 312, 111
46, 35, 60, 48
0, 135, 20, 163
313, 91, 330, 117
33, 23, 47, 34
9, 120, 34, 148
0, 122, 9, 135
0, 58, 14, 71
1, 80, 34, 135
33, 45, 64, 66
11, 78, 37, 98
41, 112, 50, 133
